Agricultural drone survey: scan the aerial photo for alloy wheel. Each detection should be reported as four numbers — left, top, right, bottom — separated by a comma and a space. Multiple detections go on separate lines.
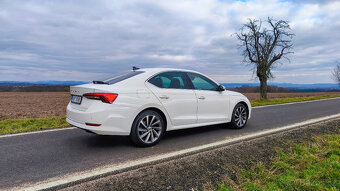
137, 115, 162, 144
234, 106, 247, 127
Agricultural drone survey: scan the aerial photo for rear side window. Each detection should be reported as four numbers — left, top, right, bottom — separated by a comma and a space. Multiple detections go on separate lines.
100, 71, 144, 85
148, 72, 190, 89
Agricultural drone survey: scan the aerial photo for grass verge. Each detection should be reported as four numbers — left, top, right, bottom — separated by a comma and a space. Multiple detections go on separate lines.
217, 133, 340, 191
0, 117, 68, 135
251, 94, 340, 107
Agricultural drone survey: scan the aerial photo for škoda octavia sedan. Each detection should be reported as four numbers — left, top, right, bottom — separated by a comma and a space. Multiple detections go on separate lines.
67, 68, 251, 146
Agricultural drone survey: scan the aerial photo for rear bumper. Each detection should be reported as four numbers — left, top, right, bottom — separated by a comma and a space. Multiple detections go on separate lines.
66, 117, 129, 135
66, 103, 132, 136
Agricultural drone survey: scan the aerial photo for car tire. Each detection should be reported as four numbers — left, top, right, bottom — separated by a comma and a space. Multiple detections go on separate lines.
230, 103, 248, 129
130, 110, 165, 147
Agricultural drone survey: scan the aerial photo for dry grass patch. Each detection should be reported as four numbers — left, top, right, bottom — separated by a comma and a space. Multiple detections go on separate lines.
251, 94, 340, 106
217, 131, 340, 191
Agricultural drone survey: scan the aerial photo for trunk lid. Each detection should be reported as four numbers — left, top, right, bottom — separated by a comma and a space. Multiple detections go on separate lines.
70, 84, 95, 96
69, 83, 111, 110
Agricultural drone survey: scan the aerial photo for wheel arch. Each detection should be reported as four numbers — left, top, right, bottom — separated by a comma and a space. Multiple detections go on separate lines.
131, 105, 169, 134
139, 107, 168, 131
237, 101, 250, 118
229, 95, 252, 119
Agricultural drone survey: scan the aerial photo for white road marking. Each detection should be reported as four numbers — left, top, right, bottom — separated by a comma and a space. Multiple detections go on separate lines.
15, 113, 340, 191
0, 127, 75, 138
1, 97, 339, 139
253, 96, 340, 109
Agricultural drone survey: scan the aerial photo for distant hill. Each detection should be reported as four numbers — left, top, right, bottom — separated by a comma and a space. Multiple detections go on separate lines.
0, 81, 339, 92
0, 81, 88, 92
226, 85, 291, 93
0, 81, 87, 87
0, 86, 70, 92
222, 83, 340, 92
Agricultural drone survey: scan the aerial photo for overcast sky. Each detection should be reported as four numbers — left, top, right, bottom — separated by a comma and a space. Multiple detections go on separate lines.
0, 0, 339, 83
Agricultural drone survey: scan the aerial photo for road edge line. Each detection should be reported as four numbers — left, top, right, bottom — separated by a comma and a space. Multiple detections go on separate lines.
0, 127, 75, 138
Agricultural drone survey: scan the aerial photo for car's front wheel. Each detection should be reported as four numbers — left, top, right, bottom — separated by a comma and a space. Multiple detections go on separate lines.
130, 110, 165, 147
230, 103, 248, 129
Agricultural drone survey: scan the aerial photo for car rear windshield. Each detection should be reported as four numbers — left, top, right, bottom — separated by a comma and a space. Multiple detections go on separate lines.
97, 71, 144, 85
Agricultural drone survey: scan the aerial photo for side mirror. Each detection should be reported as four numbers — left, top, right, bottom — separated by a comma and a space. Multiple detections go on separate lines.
217, 85, 225, 91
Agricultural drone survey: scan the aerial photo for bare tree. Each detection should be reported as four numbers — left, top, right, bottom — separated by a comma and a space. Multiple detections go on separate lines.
237, 18, 294, 99
332, 62, 340, 84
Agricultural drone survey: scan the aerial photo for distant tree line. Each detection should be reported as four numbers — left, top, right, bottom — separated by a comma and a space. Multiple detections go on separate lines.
0, 86, 70, 92
0, 85, 338, 93
226, 85, 291, 93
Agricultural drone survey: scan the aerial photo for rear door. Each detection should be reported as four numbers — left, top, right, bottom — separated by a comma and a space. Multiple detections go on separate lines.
146, 71, 198, 127
186, 72, 230, 124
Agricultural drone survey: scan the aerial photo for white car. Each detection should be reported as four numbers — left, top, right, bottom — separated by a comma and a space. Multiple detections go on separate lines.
66, 68, 251, 146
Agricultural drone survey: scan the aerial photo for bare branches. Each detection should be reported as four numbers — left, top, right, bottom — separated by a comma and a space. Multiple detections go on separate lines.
332, 62, 340, 84
236, 17, 294, 99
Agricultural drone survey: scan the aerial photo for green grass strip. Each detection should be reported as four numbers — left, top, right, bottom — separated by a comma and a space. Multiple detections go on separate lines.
251, 94, 340, 107
0, 117, 69, 135
217, 130, 340, 191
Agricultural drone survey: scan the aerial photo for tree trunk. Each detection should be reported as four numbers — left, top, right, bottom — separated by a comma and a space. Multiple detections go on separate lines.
260, 78, 268, 99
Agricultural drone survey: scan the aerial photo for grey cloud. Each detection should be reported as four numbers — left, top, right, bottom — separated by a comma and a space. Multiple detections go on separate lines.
0, 0, 339, 83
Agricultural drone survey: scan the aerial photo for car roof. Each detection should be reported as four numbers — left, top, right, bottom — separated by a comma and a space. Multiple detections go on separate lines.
105, 67, 221, 87
138, 68, 198, 73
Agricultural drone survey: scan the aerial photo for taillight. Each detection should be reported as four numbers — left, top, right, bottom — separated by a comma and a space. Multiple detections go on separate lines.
83, 93, 118, 104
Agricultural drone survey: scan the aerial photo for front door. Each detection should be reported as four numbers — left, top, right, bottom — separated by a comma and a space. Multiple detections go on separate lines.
186, 72, 229, 124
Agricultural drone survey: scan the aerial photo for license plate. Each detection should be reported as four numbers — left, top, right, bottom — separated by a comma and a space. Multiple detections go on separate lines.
71, 95, 82, 104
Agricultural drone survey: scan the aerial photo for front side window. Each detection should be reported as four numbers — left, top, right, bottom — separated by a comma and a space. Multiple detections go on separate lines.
186, 72, 218, 91
148, 71, 189, 89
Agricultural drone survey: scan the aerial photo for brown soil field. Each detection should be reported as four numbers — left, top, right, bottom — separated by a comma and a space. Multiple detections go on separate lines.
0, 91, 339, 120
0, 92, 70, 120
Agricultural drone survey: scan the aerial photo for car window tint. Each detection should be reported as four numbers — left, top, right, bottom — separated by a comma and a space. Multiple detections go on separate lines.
148, 72, 189, 89
187, 72, 218, 91
148, 75, 163, 88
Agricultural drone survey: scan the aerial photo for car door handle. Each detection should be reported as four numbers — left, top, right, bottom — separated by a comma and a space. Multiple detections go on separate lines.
159, 95, 169, 99
198, 96, 205, 100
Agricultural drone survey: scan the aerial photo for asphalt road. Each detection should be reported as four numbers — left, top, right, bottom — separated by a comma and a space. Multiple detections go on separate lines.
1, 98, 340, 189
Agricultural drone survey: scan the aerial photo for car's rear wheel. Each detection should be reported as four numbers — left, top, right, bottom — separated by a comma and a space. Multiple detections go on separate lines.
130, 110, 165, 147
230, 103, 248, 129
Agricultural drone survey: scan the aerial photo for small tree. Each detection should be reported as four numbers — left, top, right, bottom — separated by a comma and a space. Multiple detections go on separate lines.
237, 18, 294, 99
332, 62, 340, 84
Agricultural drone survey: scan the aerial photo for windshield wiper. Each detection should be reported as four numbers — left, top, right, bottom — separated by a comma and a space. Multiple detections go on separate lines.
93, 80, 108, 84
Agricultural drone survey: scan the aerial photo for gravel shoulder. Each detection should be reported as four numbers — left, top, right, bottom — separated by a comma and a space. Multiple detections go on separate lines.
59, 119, 340, 191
